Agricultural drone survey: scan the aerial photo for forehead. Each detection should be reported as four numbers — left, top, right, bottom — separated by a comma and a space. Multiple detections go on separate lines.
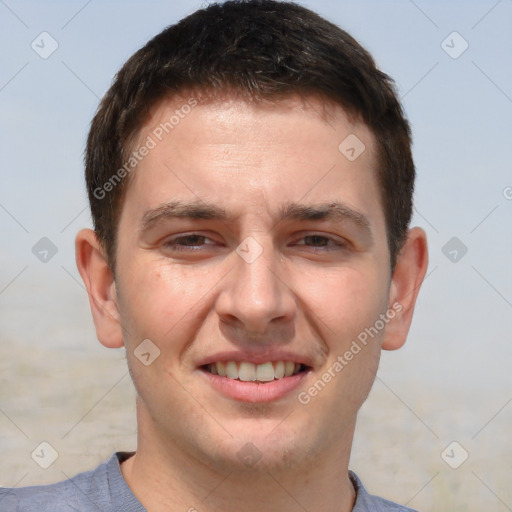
122, 92, 383, 232
139, 91, 369, 150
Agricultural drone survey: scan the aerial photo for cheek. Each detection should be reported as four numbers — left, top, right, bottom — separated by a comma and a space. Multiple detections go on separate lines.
117, 264, 211, 420
298, 264, 389, 345
297, 267, 386, 429
117, 269, 177, 340
116, 260, 220, 349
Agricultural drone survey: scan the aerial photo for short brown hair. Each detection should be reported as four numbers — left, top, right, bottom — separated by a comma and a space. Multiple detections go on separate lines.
85, 0, 414, 271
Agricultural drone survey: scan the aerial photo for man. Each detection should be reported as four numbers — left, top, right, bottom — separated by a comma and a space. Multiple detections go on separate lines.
1, 0, 428, 510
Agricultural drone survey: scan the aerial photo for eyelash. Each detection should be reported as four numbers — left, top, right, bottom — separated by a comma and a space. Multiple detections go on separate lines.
163, 233, 347, 252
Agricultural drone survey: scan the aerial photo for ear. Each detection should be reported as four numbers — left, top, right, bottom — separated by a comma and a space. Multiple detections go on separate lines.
75, 228, 124, 348
382, 227, 428, 351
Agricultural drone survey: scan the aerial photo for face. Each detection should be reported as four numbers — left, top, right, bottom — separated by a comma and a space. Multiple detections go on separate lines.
113, 94, 395, 471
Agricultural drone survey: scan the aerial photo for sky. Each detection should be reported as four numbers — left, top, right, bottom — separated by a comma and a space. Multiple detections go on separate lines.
0, 0, 511, 507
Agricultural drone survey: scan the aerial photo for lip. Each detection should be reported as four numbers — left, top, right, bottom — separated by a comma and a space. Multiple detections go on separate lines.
196, 350, 313, 367
200, 367, 311, 403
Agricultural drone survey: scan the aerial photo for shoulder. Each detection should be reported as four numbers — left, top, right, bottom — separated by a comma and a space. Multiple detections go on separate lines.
0, 453, 138, 512
350, 471, 420, 512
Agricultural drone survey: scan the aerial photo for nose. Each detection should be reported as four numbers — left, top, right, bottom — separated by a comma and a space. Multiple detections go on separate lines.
215, 239, 296, 335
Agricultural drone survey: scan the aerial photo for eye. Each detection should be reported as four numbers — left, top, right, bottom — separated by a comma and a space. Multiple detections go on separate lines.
292, 233, 348, 251
163, 234, 215, 251
303, 235, 330, 247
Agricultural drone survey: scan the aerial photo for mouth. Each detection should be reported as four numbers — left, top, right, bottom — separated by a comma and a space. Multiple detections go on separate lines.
202, 361, 308, 382
199, 360, 311, 403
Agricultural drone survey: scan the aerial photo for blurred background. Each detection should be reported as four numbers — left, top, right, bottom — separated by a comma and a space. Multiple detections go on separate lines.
0, 1, 511, 510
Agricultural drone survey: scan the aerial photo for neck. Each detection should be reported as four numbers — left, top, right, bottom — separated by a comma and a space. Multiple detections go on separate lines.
121, 405, 357, 512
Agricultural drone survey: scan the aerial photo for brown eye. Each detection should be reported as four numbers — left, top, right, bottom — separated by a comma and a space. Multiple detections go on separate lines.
293, 234, 346, 251
163, 234, 215, 252
303, 235, 330, 247
174, 235, 207, 246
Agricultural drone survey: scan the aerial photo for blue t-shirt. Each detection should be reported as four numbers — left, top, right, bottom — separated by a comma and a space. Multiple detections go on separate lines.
0, 452, 418, 511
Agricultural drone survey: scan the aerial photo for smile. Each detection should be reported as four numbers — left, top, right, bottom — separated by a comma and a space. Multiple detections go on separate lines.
200, 360, 311, 403
204, 361, 306, 382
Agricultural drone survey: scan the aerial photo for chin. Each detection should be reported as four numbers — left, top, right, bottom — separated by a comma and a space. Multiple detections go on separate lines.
199, 419, 317, 473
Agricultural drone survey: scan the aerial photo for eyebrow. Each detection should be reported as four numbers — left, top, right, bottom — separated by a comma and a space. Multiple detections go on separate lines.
140, 201, 231, 232
278, 202, 371, 233
140, 200, 372, 236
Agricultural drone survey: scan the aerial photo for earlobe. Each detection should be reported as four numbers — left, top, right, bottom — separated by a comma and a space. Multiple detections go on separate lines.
381, 227, 428, 351
75, 228, 125, 349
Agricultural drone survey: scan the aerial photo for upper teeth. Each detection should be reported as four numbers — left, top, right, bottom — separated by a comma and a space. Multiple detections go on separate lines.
208, 361, 301, 381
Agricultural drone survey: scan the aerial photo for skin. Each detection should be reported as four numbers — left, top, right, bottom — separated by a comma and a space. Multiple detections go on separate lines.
76, 93, 428, 512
